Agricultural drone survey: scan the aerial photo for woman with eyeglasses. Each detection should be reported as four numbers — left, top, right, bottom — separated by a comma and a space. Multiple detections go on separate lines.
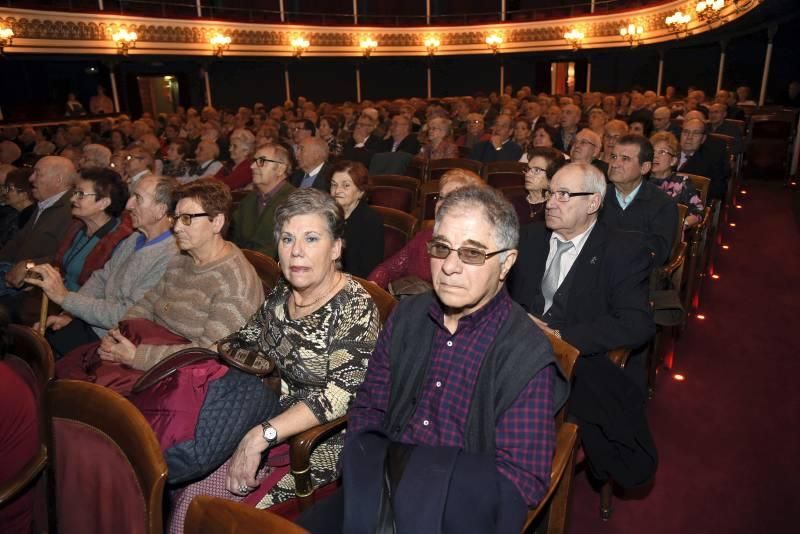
50, 167, 132, 292
368, 169, 486, 293
167, 188, 379, 532
511, 147, 566, 224
0, 168, 35, 248
56, 178, 263, 389
648, 131, 704, 227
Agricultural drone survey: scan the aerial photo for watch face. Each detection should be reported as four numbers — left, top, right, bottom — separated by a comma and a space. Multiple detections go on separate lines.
264, 426, 278, 441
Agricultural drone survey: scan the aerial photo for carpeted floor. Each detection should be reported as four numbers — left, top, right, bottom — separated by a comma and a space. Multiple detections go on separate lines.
566, 181, 800, 533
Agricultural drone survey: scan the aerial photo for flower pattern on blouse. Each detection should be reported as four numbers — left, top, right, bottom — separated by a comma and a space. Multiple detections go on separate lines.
650, 173, 705, 222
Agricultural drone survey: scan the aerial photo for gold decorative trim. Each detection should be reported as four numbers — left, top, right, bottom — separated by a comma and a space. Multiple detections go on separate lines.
0, 1, 763, 57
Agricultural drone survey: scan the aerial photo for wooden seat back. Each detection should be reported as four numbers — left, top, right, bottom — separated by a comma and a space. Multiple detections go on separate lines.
484, 161, 527, 189
427, 158, 483, 182
678, 173, 711, 206
372, 206, 418, 261
242, 248, 282, 293
186, 495, 309, 534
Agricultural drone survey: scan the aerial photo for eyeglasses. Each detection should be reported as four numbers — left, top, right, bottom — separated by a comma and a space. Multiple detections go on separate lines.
654, 149, 676, 157
546, 190, 595, 202
574, 138, 597, 148
603, 134, 621, 141
681, 130, 705, 138
427, 240, 511, 266
526, 166, 547, 175
71, 191, 99, 200
172, 212, 210, 226
254, 156, 285, 168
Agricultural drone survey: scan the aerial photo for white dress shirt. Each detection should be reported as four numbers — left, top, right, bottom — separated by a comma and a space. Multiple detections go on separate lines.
545, 221, 597, 290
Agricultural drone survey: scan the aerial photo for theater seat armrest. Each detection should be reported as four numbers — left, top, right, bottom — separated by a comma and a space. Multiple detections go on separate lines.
0, 445, 47, 506
608, 347, 632, 368
288, 416, 347, 508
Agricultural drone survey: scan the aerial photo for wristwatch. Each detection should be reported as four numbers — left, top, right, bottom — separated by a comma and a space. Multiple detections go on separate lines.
261, 422, 278, 447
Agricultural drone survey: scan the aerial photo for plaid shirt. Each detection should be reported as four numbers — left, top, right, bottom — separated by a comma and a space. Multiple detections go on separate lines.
349, 288, 555, 507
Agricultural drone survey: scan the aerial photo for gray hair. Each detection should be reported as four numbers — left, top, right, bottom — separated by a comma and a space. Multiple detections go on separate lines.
83, 143, 112, 168
561, 162, 607, 202
434, 186, 519, 258
150, 174, 178, 210
273, 188, 344, 245
231, 128, 256, 152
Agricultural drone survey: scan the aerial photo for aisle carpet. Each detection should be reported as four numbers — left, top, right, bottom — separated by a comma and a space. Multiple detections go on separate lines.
566, 182, 800, 533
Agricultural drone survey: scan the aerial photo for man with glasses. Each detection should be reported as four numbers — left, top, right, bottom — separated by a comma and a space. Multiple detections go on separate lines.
0, 168, 35, 248
677, 117, 729, 201
602, 134, 678, 267
470, 114, 523, 163
569, 128, 608, 176
230, 144, 295, 257
601, 119, 629, 165
378, 114, 420, 156
509, 162, 656, 492
300, 186, 568, 532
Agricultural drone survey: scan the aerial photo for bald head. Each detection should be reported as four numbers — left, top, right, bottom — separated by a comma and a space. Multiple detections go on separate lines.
653, 106, 672, 131
298, 136, 329, 171
0, 141, 21, 165
31, 156, 75, 201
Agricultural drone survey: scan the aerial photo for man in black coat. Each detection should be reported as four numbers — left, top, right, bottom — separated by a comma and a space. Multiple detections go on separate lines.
288, 137, 333, 192
340, 114, 383, 168
470, 114, 523, 163
677, 117, 729, 201
708, 103, 744, 155
601, 134, 678, 267
378, 114, 421, 156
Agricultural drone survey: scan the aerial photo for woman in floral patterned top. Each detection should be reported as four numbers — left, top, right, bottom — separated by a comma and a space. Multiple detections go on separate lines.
168, 189, 379, 532
649, 131, 704, 227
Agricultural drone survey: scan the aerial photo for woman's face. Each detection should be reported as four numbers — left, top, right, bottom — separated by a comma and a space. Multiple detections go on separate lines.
70, 178, 108, 221
229, 140, 250, 163
514, 121, 531, 143
330, 172, 364, 215
172, 197, 220, 253
651, 141, 678, 175
629, 122, 645, 136
524, 156, 550, 195
318, 119, 332, 139
533, 128, 553, 148
166, 144, 183, 163
428, 120, 447, 144
278, 213, 342, 293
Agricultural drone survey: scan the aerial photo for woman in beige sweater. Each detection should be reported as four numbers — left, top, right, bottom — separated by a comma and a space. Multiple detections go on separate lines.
96, 178, 264, 370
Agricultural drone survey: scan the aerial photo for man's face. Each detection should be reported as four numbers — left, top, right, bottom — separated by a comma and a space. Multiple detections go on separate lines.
680, 119, 706, 153
296, 139, 322, 171
125, 176, 164, 230
603, 126, 626, 153
430, 207, 515, 320
466, 116, 484, 136
390, 116, 410, 139
492, 116, 512, 140
526, 102, 541, 120
251, 147, 285, 189
609, 143, 650, 188
602, 96, 617, 115
125, 150, 149, 176
560, 106, 580, 129
30, 159, 63, 201
292, 122, 312, 144
545, 106, 561, 127
353, 117, 374, 139
653, 108, 671, 131
545, 166, 600, 239
709, 104, 726, 126
570, 131, 600, 164
195, 141, 215, 163
588, 111, 606, 131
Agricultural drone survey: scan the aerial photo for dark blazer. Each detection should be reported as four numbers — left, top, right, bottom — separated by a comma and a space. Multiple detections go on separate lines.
342, 200, 384, 278
509, 222, 655, 356
592, 158, 609, 177
378, 135, 421, 156
553, 127, 575, 153
340, 135, 383, 168
288, 161, 334, 192
599, 181, 678, 267
678, 138, 729, 201
470, 139, 523, 163
0, 190, 74, 264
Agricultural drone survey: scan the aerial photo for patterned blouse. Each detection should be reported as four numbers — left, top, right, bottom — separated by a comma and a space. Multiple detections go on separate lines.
233, 276, 380, 508
649, 172, 705, 222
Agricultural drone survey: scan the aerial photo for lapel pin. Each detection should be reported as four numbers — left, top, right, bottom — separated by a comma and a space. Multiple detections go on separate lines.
590, 256, 598, 264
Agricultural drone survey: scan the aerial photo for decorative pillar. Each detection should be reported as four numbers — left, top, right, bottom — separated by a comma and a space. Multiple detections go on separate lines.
656, 51, 664, 96
284, 65, 292, 103
426, 0, 431, 24
98, 0, 105, 10
716, 40, 727, 93
202, 68, 213, 108
356, 65, 362, 103
758, 25, 778, 107
501, 0, 506, 21
427, 65, 432, 99
196, 0, 202, 17
586, 60, 592, 93
109, 68, 120, 113
279, 0, 285, 22
353, 0, 358, 24
499, 62, 505, 96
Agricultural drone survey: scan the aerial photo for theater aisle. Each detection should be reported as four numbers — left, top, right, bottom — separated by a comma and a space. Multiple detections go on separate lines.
566, 181, 800, 533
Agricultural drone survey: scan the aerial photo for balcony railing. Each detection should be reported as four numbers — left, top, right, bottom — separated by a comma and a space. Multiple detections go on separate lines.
1, 0, 665, 26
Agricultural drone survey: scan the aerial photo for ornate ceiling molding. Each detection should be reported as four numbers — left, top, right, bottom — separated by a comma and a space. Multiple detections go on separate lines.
0, 1, 762, 57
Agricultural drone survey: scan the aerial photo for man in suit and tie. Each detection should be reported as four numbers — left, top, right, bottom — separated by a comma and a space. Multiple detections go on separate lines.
0, 156, 75, 314
677, 118, 729, 201
509, 162, 654, 357
288, 137, 333, 192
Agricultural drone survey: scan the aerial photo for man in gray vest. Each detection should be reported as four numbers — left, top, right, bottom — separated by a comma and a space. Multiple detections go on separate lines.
300, 186, 569, 533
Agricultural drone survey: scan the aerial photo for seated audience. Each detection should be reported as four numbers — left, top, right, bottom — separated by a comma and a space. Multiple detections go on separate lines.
341, 114, 382, 168
676, 118, 729, 201
0, 156, 75, 299
379, 114, 421, 155
555, 104, 581, 152
170, 188, 380, 531
513, 118, 532, 152
602, 134, 678, 267
588, 108, 608, 137
455, 113, 490, 149
0, 140, 22, 166
57, 178, 263, 379
289, 137, 333, 191
162, 140, 191, 178
544, 104, 562, 128
184, 140, 223, 182
367, 169, 485, 291
570, 128, 607, 175
124, 146, 154, 187
511, 147, 566, 224
0, 168, 35, 248
470, 115, 523, 163
78, 143, 112, 170
649, 132, 704, 227
521, 123, 561, 163
28, 174, 178, 357
231, 144, 296, 257
628, 117, 653, 138
216, 128, 255, 190
419, 117, 459, 161
601, 119, 629, 164
708, 102, 744, 155
652, 106, 682, 138
300, 186, 569, 533
50, 168, 132, 292
318, 115, 343, 159
330, 160, 384, 278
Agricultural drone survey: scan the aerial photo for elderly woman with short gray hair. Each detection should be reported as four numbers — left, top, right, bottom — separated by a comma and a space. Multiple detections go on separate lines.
216, 128, 256, 190
168, 188, 380, 532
